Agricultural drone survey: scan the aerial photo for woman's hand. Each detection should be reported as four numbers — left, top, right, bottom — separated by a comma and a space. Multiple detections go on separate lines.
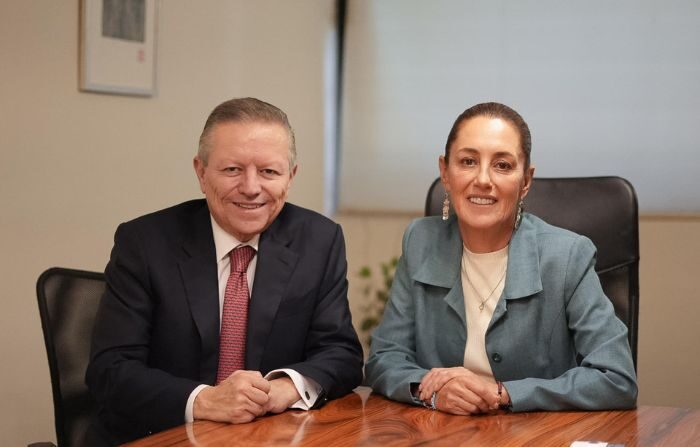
418, 367, 466, 400
419, 367, 500, 414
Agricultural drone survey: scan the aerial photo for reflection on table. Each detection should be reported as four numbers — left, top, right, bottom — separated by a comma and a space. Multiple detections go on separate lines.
124, 387, 700, 446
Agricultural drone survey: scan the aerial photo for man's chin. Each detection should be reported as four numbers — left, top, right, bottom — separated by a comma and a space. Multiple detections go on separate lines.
226, 219, 270, 241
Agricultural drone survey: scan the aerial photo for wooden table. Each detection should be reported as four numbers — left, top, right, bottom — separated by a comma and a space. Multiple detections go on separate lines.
125, 388, 700, 446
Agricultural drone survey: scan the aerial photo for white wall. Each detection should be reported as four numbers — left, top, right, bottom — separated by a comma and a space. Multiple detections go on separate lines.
0, 1, 334, 444
341, 0, 700, 213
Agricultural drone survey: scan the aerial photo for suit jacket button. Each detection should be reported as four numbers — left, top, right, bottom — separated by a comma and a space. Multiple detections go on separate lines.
492, 353, 502, 363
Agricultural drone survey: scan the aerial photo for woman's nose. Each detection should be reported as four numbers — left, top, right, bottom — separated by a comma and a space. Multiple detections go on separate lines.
475, 165, 492, 187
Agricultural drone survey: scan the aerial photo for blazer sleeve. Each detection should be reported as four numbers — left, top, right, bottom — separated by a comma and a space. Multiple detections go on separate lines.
365, 222, 429, 404
281, 224, 364, 402
503, 236, 638, 411
86, 222, 201, 441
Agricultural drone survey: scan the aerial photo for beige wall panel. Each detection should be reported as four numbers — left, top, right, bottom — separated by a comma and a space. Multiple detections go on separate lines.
637, 217, 700, 409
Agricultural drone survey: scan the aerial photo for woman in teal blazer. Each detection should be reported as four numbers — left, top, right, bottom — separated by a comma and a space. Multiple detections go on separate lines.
365, 103, 637, 414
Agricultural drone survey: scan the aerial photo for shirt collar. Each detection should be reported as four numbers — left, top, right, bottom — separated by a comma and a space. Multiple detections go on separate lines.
210, 215, 260, 262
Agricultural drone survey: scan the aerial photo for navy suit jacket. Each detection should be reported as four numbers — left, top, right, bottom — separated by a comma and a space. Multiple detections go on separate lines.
86, 200, 363, 444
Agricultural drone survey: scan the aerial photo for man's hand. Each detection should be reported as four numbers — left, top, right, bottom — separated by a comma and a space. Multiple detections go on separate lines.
193, 370, 271, 423
418, 367, 499, 414
264, 376, 301, 414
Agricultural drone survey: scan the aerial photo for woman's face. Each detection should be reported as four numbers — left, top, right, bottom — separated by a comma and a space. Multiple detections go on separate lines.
439, 115, 534, 252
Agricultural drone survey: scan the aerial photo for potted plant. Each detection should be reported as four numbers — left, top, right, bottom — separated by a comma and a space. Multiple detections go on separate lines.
358, 257, 398, 346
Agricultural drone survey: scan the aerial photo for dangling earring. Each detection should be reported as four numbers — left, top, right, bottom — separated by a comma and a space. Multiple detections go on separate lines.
514, 200, 523, 230
442, 192, 450, 221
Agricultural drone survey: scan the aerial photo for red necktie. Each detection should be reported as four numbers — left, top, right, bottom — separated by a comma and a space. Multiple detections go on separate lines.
216, 245, 256, 384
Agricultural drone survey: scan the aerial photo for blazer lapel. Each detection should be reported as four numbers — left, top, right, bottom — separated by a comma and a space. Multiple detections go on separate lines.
245, 218, 299, 371
412, 217, 466, 327
490, 214, 544, 327
179, 206, 219, 383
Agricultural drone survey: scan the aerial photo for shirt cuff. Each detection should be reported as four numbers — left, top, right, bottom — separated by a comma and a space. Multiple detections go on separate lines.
265, 368, 321, 410
185, 384, 210, 423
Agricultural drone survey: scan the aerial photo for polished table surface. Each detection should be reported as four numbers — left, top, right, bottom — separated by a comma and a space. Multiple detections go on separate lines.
125, 387, 700, 446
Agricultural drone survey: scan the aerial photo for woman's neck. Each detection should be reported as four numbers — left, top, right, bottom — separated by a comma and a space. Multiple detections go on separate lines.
458, 221, 514, 254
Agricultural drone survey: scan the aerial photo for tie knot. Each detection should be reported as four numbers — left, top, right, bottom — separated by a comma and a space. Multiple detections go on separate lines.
230, 245, 256, 273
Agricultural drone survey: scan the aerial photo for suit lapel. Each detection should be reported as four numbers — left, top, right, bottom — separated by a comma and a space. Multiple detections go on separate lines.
179, 205, 220, 383
246, 213, 299, 371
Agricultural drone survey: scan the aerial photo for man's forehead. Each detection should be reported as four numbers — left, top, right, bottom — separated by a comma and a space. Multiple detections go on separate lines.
208, 120, 294, 165
213, 119, 286, 134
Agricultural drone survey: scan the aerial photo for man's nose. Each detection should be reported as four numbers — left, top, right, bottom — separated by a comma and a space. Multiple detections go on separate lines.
238, 170, 262, 196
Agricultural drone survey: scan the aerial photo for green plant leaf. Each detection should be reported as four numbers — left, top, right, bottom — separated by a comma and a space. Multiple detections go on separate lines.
357, 256, 397, 339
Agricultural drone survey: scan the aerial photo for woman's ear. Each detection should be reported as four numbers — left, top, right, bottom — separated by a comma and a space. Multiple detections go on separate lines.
520, 165, 535, 199
438, 155, 450, 192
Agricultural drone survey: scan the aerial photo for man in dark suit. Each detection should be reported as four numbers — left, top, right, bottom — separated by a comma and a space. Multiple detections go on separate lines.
86, 97, 364, 445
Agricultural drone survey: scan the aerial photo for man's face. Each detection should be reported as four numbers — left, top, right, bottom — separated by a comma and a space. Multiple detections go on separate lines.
194, 121, 297, 242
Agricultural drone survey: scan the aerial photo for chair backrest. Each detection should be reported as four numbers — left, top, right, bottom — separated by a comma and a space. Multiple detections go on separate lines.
425, 176, 639, 368
37, 267, 105, 447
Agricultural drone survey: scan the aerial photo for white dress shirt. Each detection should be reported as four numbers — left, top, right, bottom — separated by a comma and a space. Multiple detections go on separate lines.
184, 216, 321, 422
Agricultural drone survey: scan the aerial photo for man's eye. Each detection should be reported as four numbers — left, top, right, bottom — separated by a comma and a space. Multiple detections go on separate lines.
261, 169, 280, 176
223, 167, 240, 173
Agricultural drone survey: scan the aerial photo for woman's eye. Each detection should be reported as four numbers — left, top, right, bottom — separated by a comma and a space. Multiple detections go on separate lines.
460, 158, 476, 166
495, 161, 512, 170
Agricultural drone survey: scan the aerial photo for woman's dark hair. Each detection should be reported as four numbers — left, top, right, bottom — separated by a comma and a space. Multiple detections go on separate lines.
444, 102, 531, 171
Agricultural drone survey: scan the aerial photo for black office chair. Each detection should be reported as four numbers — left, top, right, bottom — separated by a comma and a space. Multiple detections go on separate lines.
35, 267, 105, 447
425, 176, 640, 369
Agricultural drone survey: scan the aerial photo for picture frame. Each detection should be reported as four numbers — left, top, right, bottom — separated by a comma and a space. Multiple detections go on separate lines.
80, 0, 158, 96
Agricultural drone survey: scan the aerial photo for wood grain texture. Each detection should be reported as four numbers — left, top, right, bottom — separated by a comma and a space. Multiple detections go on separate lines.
124, 387, 700, 446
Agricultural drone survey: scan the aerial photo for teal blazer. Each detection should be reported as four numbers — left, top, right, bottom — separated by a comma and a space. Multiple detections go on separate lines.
365, 213, 637, 411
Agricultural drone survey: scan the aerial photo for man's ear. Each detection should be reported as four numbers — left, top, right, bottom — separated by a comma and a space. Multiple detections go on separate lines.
193, 157, 207, 194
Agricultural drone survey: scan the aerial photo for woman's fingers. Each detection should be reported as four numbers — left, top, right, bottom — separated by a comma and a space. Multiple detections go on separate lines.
422, 370, 500, 414
419, 367, 466, 400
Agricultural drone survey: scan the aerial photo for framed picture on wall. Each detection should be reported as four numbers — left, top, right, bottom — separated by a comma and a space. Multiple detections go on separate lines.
80, 0, 158, 96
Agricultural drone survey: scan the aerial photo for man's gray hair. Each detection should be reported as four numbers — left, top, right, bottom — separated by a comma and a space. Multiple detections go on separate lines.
197, 97, 297, 168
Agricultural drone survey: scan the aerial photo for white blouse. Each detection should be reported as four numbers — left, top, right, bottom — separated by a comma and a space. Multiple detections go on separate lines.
461, 244, 509, 381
